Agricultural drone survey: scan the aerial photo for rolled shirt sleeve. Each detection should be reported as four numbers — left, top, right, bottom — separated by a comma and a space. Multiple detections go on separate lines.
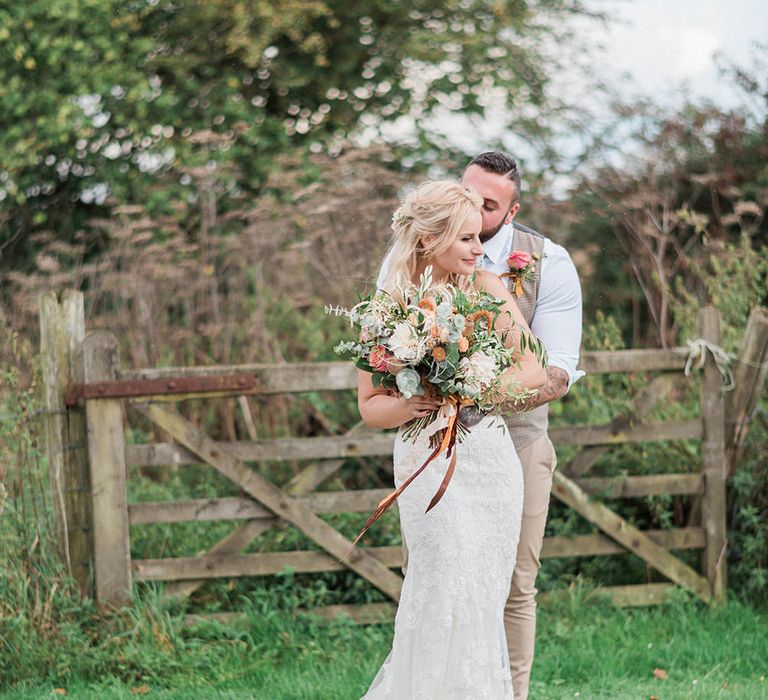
531, 240, 585, 388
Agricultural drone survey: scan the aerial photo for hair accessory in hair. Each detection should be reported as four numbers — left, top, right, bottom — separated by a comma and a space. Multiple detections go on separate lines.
391, 208, 409, 226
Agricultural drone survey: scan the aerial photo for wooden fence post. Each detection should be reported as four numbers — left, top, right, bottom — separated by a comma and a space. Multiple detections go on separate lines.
39, 290, 93, 596
726, 306, 768, 476
699, 307, 727, 602
84, 331, 132, 606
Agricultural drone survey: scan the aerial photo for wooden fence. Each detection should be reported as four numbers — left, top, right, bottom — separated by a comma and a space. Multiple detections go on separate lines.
40, 291, 768, 621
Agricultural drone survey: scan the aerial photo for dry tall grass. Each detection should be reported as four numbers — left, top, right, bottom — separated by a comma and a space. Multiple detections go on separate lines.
2, 147, 408, 441
5, 148, 403, 363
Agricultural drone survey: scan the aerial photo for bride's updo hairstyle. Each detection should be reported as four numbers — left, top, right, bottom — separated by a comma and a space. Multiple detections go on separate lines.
382, 180, 483, 291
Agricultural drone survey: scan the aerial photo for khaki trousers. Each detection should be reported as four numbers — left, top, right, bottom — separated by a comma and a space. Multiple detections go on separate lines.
505, 433, 557, 700
399, 433, 556, 700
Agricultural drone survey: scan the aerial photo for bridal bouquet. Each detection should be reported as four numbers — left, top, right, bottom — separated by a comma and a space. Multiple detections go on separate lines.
328, 268, 545, 544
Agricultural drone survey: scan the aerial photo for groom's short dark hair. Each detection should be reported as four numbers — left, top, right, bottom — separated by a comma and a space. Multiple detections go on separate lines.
467, 151, 522, 205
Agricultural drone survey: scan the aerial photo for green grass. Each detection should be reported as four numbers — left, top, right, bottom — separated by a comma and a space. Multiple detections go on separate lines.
2, 590, 766, 699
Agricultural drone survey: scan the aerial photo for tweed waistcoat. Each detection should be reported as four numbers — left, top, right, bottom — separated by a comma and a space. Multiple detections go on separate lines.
503, 225, 548, 450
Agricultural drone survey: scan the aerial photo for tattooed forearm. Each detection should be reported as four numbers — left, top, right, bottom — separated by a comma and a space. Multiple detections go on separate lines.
507, 366, 569, 412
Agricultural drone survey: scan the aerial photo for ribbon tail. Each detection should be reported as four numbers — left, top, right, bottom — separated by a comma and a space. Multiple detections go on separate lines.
514, 278, 524, 297
424, 414, 461, 513
425, 445, 457, 513
348, 406, 460, 552
349, 438, 445, 550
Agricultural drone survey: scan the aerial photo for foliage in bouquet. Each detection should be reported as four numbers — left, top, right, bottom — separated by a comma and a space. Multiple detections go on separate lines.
327, 267, 546, 435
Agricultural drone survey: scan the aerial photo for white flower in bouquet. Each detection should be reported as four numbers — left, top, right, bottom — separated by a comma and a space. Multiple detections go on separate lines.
388, 320, 427, 362
459, 351, 498, 395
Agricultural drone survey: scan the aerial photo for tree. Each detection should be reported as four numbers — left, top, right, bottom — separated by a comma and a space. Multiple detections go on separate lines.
569, 52, 768, 347
0, 0, 596, 274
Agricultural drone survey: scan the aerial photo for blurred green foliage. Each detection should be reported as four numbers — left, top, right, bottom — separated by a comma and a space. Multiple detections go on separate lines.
1, 0, 588, 275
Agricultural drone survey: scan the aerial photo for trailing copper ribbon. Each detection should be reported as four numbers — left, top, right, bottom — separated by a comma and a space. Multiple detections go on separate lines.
350, 396, 470, 548
424, 410, 461, 513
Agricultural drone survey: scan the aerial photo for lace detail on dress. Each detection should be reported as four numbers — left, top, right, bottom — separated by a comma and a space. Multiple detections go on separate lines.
362, 415, 523, 700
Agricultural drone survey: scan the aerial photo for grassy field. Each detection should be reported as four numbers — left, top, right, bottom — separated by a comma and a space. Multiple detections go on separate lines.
2, 332, 766, 699
2, 590, 765, 699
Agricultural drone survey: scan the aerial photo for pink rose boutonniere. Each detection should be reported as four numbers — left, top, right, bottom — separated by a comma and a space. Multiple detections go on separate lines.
500, 250, 540, 297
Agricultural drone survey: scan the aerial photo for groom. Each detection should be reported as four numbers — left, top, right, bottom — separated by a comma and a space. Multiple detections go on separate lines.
462, 151, 583, 700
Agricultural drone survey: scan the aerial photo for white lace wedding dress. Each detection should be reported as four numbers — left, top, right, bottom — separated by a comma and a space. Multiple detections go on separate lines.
362, 413, 523, 700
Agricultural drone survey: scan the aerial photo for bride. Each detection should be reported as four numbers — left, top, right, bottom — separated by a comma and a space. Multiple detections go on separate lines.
357, 180, 547, 699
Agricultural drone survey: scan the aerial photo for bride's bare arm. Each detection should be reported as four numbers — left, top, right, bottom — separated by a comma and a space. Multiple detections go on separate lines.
474, 270, 547, 392
357, 370, 442, 429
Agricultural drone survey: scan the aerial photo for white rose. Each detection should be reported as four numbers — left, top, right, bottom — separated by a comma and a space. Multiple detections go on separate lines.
459, 351, 498, 393
387, 321, 426, 362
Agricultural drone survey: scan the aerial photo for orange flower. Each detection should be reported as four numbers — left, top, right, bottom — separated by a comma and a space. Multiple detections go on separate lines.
432, 346, 447, 362
468, 310, 494, 333
430, 325, 441, 338
458, 337, 469, 352
418, 298, 436, 313
462, 320, 474, 338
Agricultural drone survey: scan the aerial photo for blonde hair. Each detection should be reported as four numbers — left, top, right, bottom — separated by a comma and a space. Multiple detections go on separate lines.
382, 180, 483, 291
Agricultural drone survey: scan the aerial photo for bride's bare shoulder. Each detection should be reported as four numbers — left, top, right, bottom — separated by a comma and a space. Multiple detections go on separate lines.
473, 270, 508, 297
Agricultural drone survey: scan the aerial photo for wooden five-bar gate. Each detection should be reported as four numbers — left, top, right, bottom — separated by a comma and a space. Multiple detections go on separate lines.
40, 291, 768, 620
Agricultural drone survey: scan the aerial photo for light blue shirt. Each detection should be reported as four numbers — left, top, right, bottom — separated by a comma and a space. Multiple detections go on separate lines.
376, 221, 585, 388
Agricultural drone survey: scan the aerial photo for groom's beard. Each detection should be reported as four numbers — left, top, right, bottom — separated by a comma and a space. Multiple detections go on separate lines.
479, 218, 507, 244
479, 204, 516, 243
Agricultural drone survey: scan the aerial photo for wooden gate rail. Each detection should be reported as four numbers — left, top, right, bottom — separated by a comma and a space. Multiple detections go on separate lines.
61, 349, 696, 408
127, 474, 703, 526
67, 349, 694, 404
122, 420, 702, 467
40, 290, 768, 615
132, 528, 706, 582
